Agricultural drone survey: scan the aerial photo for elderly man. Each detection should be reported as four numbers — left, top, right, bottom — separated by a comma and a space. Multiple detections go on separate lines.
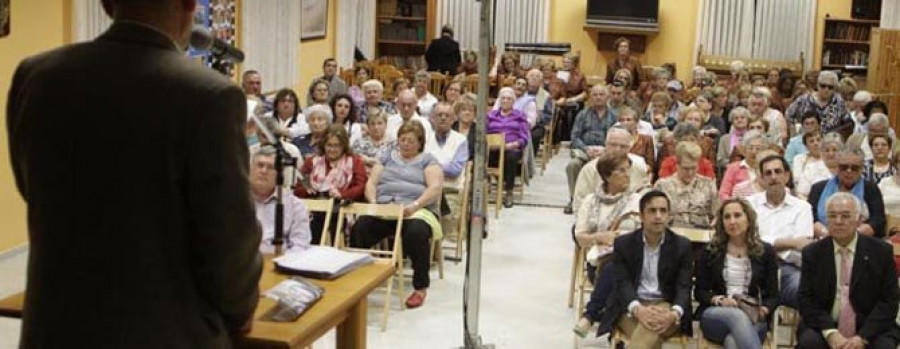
809, 148, 886, 238
785, 111, 821, 167
425, 102, 468, 189
571, 127, 650, 213
748, 86, 788, 147
305, 58, 347, 106
250, 116, 303, 190
251, 146, 312, 253
388, 89, 433, 140
525, 69, 553, 154
597, 191, 694, 348
847, 113, 898, 161
798, 193, 900, 349
565, 84, 617, 214
786, 70, 851, 137
243, 69, 272, 112
749, 154, 813, 309
358, 79, 397, 123
413, 70, 439, 117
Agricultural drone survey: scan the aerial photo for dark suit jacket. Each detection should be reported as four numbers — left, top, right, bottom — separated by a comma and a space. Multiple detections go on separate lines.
798, 234, 900, 343
598, 228, 694, 335
7, 22, 262, 348
808, 179, 886, 237
694, 243, 780, 324
424, 35, 461, 75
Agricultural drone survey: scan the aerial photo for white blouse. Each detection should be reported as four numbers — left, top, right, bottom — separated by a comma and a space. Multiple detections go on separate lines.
878, 176, 900, 217
793, 154, 831, 199
724, 255, 751, 297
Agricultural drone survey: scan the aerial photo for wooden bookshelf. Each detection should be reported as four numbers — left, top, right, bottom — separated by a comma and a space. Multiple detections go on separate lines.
375, 0, 435, 70
820, 17, 879, 74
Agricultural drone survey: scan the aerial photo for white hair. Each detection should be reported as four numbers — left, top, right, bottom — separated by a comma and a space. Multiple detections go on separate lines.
751, 86, 772, 102
607, 126, 634, 146
692, 66, 707, 75
853, 90, 873, 104
729, 106, 751, 123
741, 130, 767, 147
305, 104, 334, 123
825, 192, 865, 219
730, 60, 745, 73
361, 79, 384, 92
818, 70, 839, 85
869, 113, 889, 127
498, 87, 516, 99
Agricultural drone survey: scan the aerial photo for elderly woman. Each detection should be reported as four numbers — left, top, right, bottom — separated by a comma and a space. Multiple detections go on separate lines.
786, 71, 850, 137
456, 50, 478, 75
442, 80, 463, 106
659, 106, 716, 164
307, 79, 331, 107
452, 99, 476, 160
793, 131, 832, 199
720, 131, 767, 200
691, 65, 708, 89
615, 107, 655, 171
878, 150, 900, 227
266, 88, 308, 139
605, 37, 643, 90
296, 125, 367, 244
658, 123, 716, 180
358, 79, 396, 123
863, 133, 897, 184
292, 104, 332, 159
488, 87, 532, 208
346, 65, 371, 106
710, 86, 732, 130
413, 70, 438, 118
350, 121, 443, 309
695, 199, 779, 349
645, 91, 678, 132
655, 142, 719, 229
352, 108, 395, 167
572, 152, 645, 337
717, 107, 752, 172
330, 93, 363, 146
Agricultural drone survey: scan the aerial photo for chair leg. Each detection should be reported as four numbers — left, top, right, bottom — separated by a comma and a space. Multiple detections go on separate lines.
380, 274, 393, 332
567, 246, 578, 308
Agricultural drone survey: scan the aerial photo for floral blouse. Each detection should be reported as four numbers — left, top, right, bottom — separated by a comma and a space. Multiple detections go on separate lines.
654, 175, 719, 229
352, 136, 396, 164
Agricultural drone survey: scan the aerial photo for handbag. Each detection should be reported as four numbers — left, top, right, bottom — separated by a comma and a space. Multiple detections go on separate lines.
732, 294, 761, 324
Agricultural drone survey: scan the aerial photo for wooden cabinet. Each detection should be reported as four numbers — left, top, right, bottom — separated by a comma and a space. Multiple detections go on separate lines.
820, 18, 880, 74
866, 28, 900, 131
375, 0, 436, 70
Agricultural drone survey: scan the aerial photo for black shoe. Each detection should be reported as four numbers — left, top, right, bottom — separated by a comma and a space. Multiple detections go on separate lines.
503, 193, 514, 208
563, 202, 573, 215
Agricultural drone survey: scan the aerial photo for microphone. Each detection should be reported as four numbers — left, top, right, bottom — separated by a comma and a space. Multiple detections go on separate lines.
190, 26, 245, 63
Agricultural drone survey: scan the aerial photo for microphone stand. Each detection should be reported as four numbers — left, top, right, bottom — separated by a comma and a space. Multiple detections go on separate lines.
209, 53, 235, 77
249, 114, 297, 256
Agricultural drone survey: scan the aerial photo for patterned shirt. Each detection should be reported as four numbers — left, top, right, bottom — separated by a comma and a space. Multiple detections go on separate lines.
352, 136, 396, 164
785, 92, 850, 134
654, 175, 719, 229
570, 107, 617, 150
863, 159, 897, 185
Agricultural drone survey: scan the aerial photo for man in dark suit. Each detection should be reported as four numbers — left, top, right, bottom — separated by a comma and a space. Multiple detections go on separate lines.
598, 190, 694, 348
798, 192, 900, 349
6, 0, 262, 347
424, 24, 461, 75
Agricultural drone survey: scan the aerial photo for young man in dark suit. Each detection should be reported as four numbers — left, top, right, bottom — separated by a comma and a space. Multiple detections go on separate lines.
597, 190, 694, 348
798, 192, 900, 349
6, 0, 262, 347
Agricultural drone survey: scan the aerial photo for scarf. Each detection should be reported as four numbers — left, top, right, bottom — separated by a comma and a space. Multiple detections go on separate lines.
309, 155, 354, 194
592, 187, 633, 233
816, 176, 865, 224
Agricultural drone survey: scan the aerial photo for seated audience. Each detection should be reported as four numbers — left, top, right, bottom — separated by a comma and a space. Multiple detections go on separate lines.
748, 87, 787, 147
717, 107, 752, 173
349, 121, 443, 309
413, 70, 439, 118
426, 102, 468, 190
645, 91, 678, 133
242, 69, 272, 112
731, 149, 779, 199
292, 104, 332, 159
616, 107, 655, 172
457, 50, 478, 75
785, 111, 821, 167
786, 71, 851, 138
266, 88, 308, 138
797, 193, 900, 349
748, 155, 813, 309
693, 90, 725, 139
249, 116, 302, 190
487, 87, 531, 208
352, 108, 395, 167
596, 191, 694, 347
695, 198, 779, 349
347, 66, 371, 106
572, 127, 651, 213
657, 123, 716, 180
388, 90, 433, 141
296, 126, 367, 244
720, 130, 767, 200
655, 142, 719, 229
442, 80, 463, 106
565, 84, 617, 214
251, 146, 311, 254
709, 86, 732, 131
330, 93, 363, 145
572, 152, 647, 338
793, 131, 831, 199
878, 151, 900, 231
305, 58, 347, 106
862, 133, 897, 184
847, 113, 896, 161
307, 79, 331, 107
809, 148, 886, 238
358, 79, 397, 123
452, 99, 476, 160
525, 69, 553, 155
605, 37, 643, 90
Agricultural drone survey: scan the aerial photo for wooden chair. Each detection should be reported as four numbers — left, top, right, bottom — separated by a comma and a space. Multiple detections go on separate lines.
464, 74, 479, 95
429, 71, 448, 97
697, 327, 776, 349
446, 161, 473, 262
333, 203, 406, 332
381, 69, 405, 100
569, 212, 642, 314
300, 198, 335, 246
771, 306, 800, 348
373, 64, 398, 84
500, 76, 516, 89
610, 328, 690, 348
485, 133, 505, 218
339, 67, 356, 88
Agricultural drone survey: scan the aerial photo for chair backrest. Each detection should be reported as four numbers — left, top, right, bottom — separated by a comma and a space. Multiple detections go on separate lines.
429, 72, 448, 97
333, 203, 406, 263
610, 211, 642, 232
301, 198, 335, 246
464, 74, 479, 95
373, 64, 399, 84
500, 76, 516, 89
381, 69, 406, 100
340, 67, 356, 88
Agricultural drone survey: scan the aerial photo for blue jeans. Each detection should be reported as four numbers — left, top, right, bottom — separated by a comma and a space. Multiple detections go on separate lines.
700, 306, 767, 349
779, 262, 801, 309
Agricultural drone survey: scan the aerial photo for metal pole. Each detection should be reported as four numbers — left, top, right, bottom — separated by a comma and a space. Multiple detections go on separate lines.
461, 0, 493, 348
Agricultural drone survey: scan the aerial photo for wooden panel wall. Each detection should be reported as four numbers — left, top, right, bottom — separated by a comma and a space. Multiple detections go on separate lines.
867, 28, 900, 132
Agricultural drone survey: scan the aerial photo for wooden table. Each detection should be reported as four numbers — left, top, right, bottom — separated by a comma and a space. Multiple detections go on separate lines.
0, 258, 394, 349
670, 227, 713, 243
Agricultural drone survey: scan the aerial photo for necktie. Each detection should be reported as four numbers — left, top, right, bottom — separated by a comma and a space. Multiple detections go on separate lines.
838, 247, 856, 338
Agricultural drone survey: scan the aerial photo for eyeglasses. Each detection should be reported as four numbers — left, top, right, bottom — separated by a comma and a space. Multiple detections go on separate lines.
838, 164, 862, 172
818, 84, 835, 90
254, 162, 276, 172
762, 168, 784, 176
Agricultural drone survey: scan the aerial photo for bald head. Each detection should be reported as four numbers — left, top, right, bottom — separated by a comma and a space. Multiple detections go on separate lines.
396, 90, 418, 118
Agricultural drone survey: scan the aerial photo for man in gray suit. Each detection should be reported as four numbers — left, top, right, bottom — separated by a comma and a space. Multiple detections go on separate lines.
6, 0, 262, 347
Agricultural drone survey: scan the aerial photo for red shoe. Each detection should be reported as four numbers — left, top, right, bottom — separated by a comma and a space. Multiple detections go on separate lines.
405, 291, 426, 309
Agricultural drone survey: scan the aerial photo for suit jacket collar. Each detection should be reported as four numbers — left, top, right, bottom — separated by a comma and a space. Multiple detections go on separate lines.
97, 21, 181, 52
634, 229, 677, 282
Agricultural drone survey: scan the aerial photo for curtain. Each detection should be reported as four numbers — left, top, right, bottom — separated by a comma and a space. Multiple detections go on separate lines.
336, 0, 375, 66
71, 0, 112, 43
437, 0, 547, 52
437, 0, 482, 51
241, 0, 301, 92
883, 0, 900, 30
697, 0, 814, 68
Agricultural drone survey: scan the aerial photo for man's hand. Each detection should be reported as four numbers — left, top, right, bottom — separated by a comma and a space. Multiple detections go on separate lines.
814, 222, 829, 238
858, 223, 875, 236
840, 336, 865, 349
826, 331, 848, 349
505, 141, 520, 150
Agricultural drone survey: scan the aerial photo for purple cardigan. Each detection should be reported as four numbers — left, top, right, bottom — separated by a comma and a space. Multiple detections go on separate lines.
486, 109, 531, 150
